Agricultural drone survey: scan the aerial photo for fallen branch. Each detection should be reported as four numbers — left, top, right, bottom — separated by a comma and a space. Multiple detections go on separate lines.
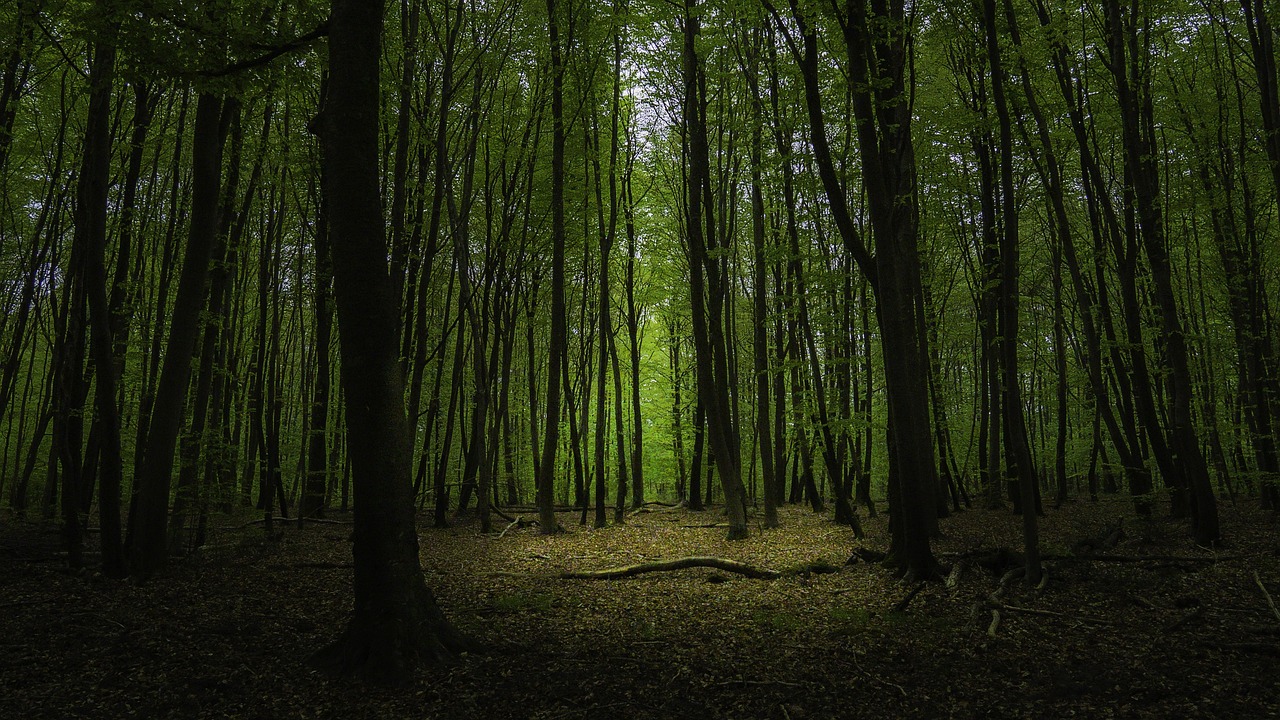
559, 556, 781, 580
498, 517, 521, 538
987, 609, 1001, 638
713, 679, 809, 688
0, 598, 56, 610
496, 516, 538, 538
627, 501, 682, 517
680, 523, 728, 529
270, 562, 354, 570
1254, 570, 1280, 624
227, 516, 352, 530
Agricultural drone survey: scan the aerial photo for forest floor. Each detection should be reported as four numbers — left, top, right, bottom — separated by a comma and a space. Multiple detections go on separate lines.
2, 496, 1279, 719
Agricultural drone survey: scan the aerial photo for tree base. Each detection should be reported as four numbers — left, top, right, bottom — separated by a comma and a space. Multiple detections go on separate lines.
310, 596, 474, 685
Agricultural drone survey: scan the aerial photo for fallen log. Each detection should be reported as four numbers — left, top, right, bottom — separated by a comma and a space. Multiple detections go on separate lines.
559, 556, 781, 580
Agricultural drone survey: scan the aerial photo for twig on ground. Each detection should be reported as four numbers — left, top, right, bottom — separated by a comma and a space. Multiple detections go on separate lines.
993, 603, 1113, 625
1254, 570, 1280, 624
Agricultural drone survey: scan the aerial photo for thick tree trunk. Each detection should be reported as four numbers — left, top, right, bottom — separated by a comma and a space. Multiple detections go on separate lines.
311, 0, 469, 683
841, 0, 938, 579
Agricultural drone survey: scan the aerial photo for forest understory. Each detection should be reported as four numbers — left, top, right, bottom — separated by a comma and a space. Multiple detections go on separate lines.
2, 498, 1278, 719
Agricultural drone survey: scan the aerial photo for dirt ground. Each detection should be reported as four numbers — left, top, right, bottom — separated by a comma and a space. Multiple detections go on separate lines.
2, 497, 1278, 719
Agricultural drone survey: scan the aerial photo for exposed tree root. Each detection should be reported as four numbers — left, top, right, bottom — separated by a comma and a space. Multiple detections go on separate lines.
847, 547, 887, 565
892, 582, 927, 613
309, 597, 474, 685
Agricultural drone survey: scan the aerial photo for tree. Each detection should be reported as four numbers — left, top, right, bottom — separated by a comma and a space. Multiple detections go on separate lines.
310, 0, 469, 682
531, 0, 572, 534
127, 91, 227, 580
682, 0, 749, 540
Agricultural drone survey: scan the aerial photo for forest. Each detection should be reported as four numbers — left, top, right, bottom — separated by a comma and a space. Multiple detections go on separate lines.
2, 0, 1280, 716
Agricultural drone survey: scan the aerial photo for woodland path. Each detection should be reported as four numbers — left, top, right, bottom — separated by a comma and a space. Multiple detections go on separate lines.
1, 499, 1277, 718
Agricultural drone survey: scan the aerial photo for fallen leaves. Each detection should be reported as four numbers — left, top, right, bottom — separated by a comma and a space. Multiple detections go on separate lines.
0, 497, 1277, 718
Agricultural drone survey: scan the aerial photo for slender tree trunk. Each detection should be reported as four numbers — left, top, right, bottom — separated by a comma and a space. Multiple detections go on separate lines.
73, 34, 124, 576
536, 0, 567, 534
683, 0, 748, 539
302, 159, 334, 519
128, 93, 228, 580
742, 28, 778, 529
983, 0, 1040, 583
1103, 0, 1218, 543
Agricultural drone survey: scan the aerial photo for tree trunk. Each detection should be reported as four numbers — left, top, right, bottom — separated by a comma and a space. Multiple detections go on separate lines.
311, 0, 469, 683
73, 35, 123, 576
127, 92, 227, 580
683, 0, 748, 540
742, 28, 778, 529
536, 0, 567, 535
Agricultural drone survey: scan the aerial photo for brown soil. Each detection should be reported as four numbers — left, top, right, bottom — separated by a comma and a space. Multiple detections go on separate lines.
2, 498, 1278, 719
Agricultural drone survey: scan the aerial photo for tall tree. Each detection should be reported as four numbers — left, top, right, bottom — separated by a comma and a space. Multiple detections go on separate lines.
682, 0, 749, 539
310, 0, 469, 682
536, 0, 568, 534
127, 91, 227, 580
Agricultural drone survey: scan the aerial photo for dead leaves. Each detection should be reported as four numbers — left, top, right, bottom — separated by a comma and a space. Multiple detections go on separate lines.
1, 498, 1278, 718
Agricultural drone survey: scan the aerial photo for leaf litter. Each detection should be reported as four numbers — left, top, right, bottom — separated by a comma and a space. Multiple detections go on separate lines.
1, 497, 1277, 718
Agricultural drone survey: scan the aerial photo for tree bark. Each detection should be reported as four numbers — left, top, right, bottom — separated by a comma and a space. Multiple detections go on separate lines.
311, 0, 469, 683
127, 92, 227, 580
